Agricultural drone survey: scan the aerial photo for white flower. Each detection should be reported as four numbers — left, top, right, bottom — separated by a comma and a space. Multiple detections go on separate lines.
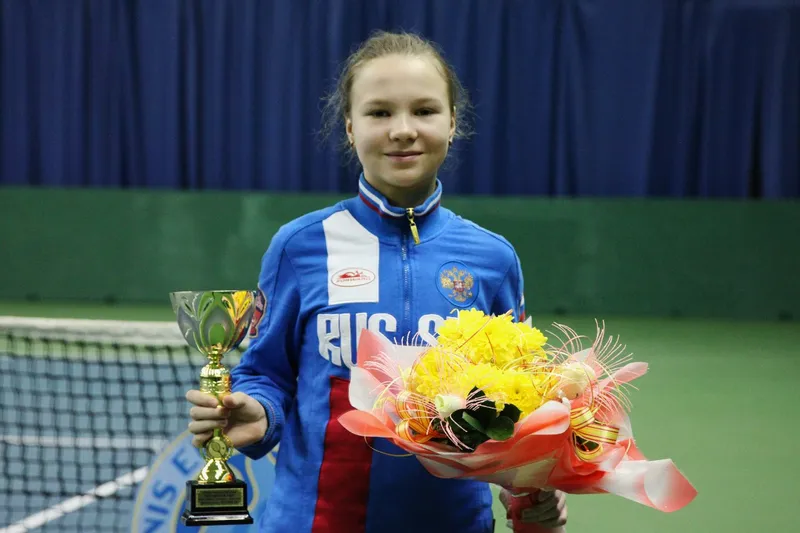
558, 361, 597, 400
434, 394, 466, 419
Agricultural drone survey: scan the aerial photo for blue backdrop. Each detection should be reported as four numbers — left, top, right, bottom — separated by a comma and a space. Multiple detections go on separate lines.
0, 0, 797, 197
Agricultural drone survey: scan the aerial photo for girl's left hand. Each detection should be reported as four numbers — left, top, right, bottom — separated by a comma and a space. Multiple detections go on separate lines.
499, 489, 568, 531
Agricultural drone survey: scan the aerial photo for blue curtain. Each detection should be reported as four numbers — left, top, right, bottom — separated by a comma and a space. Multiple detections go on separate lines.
0, 0, 797, 197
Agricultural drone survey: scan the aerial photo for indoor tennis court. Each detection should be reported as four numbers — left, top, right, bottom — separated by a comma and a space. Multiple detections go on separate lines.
2, 301, 798, 532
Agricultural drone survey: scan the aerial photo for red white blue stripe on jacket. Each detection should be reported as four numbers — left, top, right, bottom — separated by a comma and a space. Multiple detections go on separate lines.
232, 175, 526, 533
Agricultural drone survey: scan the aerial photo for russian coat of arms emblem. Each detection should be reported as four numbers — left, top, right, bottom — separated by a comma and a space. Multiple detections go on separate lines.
439, 265, 475, 303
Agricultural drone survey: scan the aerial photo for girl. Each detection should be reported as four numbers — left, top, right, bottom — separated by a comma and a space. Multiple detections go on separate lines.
186, 31, 567, 533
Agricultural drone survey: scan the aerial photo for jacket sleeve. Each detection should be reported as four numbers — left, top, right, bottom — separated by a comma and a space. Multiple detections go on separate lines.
230, 235, 301, 459
491, 251, 526, 322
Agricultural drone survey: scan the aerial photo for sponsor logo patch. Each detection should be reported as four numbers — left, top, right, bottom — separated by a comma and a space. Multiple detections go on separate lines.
248, 288, 267, 337
331, 268, 376, 288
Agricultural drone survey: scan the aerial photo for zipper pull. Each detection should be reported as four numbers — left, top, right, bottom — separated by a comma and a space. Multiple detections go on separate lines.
405, 208, 421, 245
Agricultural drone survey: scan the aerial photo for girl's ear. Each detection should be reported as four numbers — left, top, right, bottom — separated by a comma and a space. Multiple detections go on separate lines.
450, 107, 456, 140
346, 116, 354, 146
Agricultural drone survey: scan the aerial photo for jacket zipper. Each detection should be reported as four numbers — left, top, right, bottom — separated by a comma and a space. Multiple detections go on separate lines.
401, 237, 411, 332
405, 208, 420, 245
402, 208, 420, 333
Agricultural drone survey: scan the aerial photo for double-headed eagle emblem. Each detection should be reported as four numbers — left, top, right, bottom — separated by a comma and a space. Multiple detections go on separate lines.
439, 266, 475, 303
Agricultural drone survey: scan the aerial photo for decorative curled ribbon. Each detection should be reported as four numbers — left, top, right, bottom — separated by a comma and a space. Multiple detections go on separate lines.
395, 391, 444, 443
569, 406, 620, 461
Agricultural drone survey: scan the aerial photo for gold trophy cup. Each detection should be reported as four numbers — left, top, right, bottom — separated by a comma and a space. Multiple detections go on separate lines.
169, 290, 257, 526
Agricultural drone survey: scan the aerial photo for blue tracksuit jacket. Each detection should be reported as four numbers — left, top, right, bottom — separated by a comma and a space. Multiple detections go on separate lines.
231, 175, 526, 533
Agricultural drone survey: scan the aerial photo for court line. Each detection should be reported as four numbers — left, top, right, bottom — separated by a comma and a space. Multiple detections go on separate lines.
0, 466, 149, 533
0, 434, 165, 530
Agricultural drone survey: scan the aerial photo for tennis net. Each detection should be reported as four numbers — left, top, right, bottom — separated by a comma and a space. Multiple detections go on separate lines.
0, 316, 246, 532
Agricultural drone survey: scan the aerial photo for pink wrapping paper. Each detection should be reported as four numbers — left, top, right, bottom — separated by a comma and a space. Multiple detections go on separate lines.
338, 328, 697, 527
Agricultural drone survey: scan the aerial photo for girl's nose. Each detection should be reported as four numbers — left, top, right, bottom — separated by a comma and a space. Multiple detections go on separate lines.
389, 114, 418, 142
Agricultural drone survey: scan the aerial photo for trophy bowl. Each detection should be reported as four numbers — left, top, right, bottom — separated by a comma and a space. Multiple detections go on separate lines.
170, 290, 256, 357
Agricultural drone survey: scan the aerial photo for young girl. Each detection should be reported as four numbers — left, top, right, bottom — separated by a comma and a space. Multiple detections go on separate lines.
186, 31, 567, 533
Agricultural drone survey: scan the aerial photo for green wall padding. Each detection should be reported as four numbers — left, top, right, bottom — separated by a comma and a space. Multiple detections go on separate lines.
1, 187, 797, 320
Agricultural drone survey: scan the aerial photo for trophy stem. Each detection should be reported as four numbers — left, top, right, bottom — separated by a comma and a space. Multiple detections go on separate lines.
197, 351, 236, 485
200, 351, 230, 399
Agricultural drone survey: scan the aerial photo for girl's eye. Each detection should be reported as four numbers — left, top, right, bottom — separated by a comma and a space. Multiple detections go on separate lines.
369, 110, 389, 118
416, 108, 436, 116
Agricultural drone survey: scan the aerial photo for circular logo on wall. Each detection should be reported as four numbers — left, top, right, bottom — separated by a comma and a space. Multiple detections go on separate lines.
131, 432, 277, 532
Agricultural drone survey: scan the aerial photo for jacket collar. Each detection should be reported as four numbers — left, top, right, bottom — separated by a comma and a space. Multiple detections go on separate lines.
357, 174, 442, 218
348, 173, 448, 244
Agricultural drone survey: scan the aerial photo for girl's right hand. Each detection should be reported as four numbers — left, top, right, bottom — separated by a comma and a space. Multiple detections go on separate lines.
185, 390, 268, 449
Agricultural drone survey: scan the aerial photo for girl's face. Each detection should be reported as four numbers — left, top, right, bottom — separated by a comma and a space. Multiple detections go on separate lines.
346, 54, 455, 206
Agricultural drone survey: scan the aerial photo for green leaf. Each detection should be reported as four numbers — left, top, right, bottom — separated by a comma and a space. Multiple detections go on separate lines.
462, 412, 485, 433
486, 416, 516, 441
499, 404, 522, 423
468, 388, 497, 429
443, 411, 492, 452
447, 410, 474, 439
448, 409, 467, 427
469, 387, 486, 401
459, 430, 490, 452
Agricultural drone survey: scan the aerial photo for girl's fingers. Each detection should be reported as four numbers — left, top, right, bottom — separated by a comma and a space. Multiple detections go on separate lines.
190, 405, 229, 421
191, 432, 212, 448
186, 390, 220, 408
188, 419, 226, 435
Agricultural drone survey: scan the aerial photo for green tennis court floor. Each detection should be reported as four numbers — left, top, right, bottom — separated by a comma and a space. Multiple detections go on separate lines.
2, 300, 798, 532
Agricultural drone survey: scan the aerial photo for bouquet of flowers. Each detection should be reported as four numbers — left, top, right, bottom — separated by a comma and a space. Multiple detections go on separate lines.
338, 309, 697, 532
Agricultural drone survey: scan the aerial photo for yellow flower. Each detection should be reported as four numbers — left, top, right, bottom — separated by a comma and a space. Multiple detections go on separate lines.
400, 310, 558, 421
436, 309, 549, 368
404, 346, 468, 399
454, 363, 552, 417
404, 350, 555, 419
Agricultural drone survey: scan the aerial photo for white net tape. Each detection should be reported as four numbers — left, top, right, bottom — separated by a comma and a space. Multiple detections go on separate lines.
0, 315, 251, 349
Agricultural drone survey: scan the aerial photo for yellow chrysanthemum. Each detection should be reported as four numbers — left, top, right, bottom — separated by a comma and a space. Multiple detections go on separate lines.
436, 309, 549, 368
404, 351, 553, 418
402, 311, 561, 419
403, 346, 467, 400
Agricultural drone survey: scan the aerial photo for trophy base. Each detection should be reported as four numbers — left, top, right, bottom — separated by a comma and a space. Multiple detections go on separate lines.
181, 510, 254, 526
181, 480, 254, 527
